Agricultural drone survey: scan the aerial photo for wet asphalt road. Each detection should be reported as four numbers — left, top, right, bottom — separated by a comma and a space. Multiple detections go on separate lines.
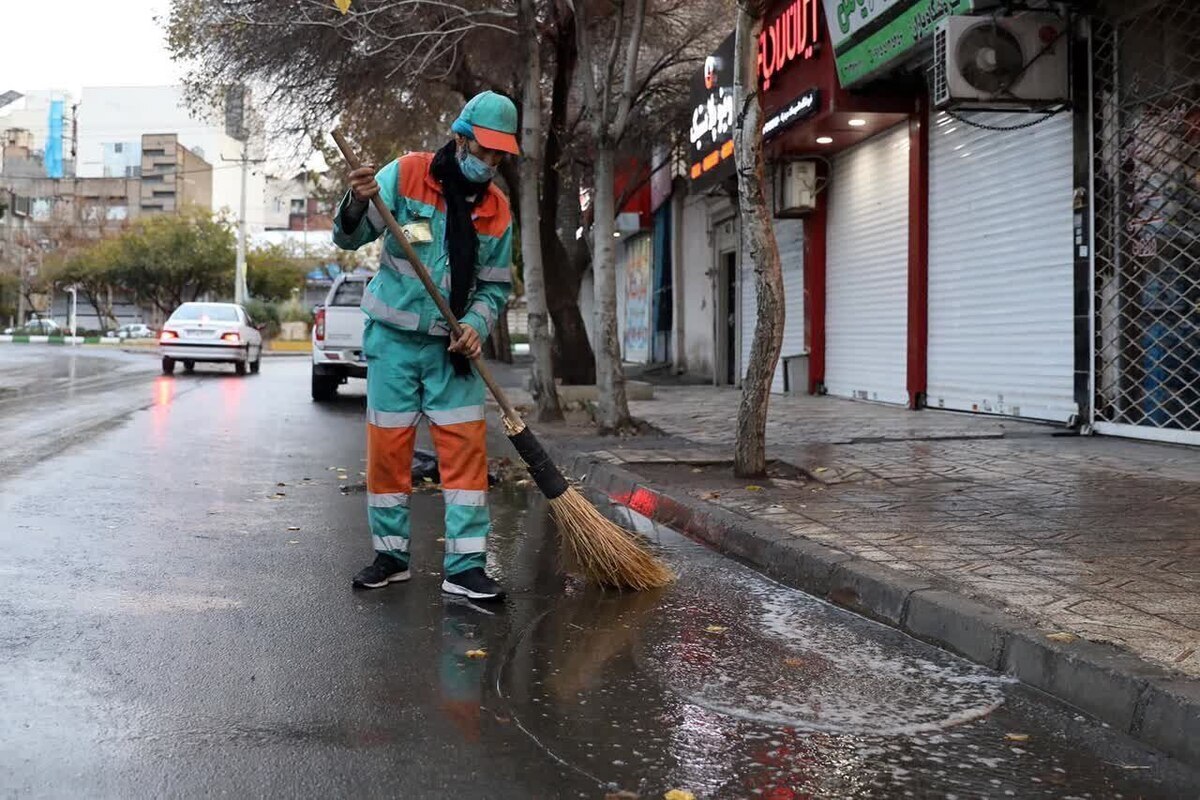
1, 346, 1197, 799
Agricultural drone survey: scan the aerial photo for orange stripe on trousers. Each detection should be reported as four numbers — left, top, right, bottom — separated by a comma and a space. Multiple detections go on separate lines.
429, 421, 488, 490
367, 423, 416, 495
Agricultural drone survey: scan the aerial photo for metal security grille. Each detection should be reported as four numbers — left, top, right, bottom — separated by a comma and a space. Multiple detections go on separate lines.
1092, 1, 1200, 440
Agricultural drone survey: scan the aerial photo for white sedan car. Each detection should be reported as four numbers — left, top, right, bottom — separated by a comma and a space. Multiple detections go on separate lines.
159, 302, 264, 376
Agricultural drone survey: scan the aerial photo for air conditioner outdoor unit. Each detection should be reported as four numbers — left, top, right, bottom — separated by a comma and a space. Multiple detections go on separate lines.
933, 14, 1069, 111
775, 160, 816, 218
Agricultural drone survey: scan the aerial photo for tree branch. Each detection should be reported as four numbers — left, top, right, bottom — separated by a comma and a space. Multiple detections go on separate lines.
610, 0, 647, 140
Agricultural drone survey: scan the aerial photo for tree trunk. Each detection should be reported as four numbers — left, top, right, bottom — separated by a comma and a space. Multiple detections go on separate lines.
543, 193, 595, 385
733, 3, 784, 479
520, 0, 564, 422
591, 146, 632, 433
540, 8, 596, 385
83, 287, 109, 332
486, 306, 514, 363
543, 168, 594, 385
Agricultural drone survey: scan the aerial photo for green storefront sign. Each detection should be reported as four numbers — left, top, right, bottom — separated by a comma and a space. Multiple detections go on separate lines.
820, 0, 991, 86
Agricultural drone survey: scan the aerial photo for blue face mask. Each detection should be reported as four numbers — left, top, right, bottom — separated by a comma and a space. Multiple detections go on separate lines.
458, 146, 496, 184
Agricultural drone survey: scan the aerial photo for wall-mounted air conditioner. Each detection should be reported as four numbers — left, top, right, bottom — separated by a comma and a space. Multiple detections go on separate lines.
775, 160, 817, 218
933, 14, 1069, 111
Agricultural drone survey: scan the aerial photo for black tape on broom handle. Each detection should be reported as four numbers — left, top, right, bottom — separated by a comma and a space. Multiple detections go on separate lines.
508, 427, 569, 500
332, 130, 571, 500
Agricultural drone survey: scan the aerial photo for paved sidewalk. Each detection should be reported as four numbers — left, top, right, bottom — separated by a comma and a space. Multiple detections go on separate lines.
489, 362, 1200, 764
620, 387, 1200, 678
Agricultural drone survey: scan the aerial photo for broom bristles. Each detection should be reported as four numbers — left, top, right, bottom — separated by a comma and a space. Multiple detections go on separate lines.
548, 487, 675, 591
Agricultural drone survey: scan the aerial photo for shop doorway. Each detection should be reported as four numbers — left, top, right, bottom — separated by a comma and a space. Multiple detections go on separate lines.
717, 251, 738, 385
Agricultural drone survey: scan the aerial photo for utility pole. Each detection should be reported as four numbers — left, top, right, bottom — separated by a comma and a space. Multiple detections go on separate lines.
223, 140, 264, 304
223, 84, 261, 306
235, 140, 249, 305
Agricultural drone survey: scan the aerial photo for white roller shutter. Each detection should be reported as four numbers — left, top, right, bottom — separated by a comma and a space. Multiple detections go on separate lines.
927, 111, 1076, 422
739, 218, 804, 393
778, 217, 807, 375
825, 124, 910, 405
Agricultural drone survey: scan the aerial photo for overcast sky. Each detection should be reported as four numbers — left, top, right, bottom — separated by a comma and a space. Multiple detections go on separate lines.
1, 0, 183, 99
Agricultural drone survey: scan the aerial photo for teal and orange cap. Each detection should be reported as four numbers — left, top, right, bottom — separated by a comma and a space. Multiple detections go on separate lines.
451, 91, 520, 156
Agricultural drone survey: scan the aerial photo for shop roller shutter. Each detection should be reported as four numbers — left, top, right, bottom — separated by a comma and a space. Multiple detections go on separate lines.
926, 111, 1076, 422
739, 217, 805, 393
824, 124, 910, 405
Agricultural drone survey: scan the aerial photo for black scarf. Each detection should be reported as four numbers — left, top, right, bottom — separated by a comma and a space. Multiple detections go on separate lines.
429, 140, 487, 377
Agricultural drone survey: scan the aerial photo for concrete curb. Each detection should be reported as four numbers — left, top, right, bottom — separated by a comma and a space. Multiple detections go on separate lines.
0, 335, 122, 345
542, 437, 1200, 770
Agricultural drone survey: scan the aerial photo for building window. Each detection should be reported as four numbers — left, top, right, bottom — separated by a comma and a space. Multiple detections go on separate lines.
114, 143, 123, 154
290, 198, 306, 215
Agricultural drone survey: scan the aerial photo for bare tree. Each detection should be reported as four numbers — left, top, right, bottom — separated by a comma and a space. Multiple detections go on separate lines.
519, 0, 565, 421
732, 0, 783, 478
570, 0, 722, 433
170, 0, 597, 373
571, 0, 642, 432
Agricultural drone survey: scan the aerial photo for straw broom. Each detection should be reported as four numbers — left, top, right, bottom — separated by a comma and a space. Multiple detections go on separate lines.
331, 131, 673, 592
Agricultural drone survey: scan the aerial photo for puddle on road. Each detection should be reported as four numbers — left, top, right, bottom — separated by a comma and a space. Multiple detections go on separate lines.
641, 577, 1008, 736
491, 504, 1186, 799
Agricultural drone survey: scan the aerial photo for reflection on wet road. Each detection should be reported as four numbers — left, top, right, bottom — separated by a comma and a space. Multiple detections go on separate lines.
494, 511, 1192, 798
0, 349, 1195, 798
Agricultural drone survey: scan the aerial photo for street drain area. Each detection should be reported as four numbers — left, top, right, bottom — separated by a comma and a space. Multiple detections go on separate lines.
494, 505, 1189, 798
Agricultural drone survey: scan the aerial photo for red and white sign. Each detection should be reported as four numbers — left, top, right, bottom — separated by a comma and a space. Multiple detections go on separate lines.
758, 0, 820, 91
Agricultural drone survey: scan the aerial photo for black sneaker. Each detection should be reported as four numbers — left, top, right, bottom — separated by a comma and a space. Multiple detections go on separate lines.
442, 567, 504, 601
352, 553, 410, 589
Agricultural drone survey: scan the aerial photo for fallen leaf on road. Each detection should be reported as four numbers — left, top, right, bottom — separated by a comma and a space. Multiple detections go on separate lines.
270, 493, 286, 500
814, 467, 828, 474
691, 468, 703, 473
1005, 733, 1030, 742
1175, 647, 1196, 663
745, 485, 763, 492
605, 792, 640, 800
1046, 632, 1077, 643
436, 537, 446, 543
287, 540, 299, 545
783, 657, 804, 668
465, 649, 487, 659
664, 791, 696, 800
704, 625, 728, 634
700, 491, 721, 501
287, 526, 300, 531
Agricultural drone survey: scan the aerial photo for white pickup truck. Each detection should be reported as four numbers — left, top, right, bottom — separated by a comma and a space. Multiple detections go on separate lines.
311, 273, 370, 401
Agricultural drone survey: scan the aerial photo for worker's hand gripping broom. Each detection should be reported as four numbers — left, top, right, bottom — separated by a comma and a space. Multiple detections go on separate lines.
331, 131, 673, 591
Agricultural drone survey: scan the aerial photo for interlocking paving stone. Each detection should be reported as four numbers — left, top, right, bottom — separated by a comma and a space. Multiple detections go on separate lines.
625, 386, 1200, 677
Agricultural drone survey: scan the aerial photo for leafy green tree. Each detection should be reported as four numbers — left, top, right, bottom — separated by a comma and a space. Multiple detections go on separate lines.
42, 239, 123, 330
246, 243, 306, 302
108, 208, 236, 317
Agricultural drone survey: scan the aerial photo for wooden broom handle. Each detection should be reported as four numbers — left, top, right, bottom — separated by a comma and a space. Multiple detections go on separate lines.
331, 130, 524, 426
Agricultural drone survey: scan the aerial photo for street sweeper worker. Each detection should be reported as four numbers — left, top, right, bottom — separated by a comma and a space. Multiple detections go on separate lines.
333, 90, 518, 601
